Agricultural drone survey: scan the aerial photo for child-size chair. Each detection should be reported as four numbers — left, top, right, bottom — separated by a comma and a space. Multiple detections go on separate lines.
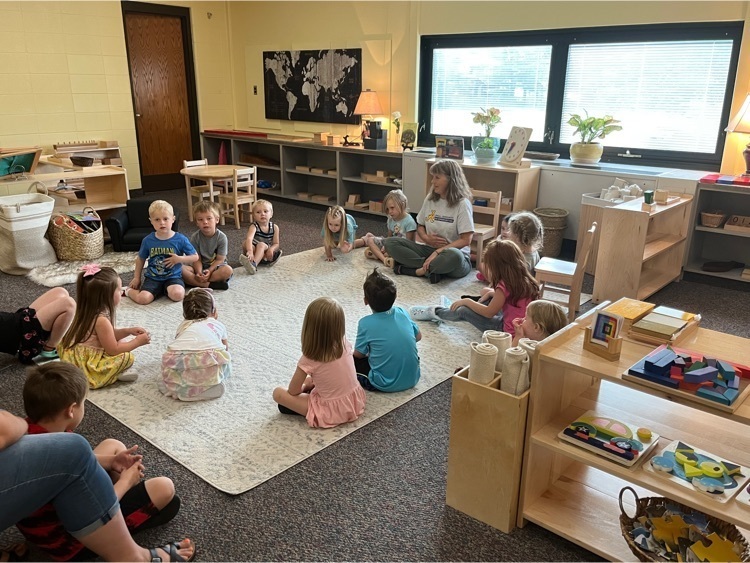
470, 189, 502, 263
218, 167, 257, 229
184, 159, 222, 221
106, 199, 181, 252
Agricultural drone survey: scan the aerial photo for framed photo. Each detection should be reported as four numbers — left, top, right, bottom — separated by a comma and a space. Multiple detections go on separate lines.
400, 122, 419, 148
590, 311, 623, 347
435, 136, 464, 160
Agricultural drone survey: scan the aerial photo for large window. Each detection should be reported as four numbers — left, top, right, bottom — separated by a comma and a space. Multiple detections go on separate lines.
419, 23, 742, 170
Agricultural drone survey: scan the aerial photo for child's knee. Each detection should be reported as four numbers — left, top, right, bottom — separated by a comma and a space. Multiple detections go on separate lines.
167, 286, 185, 301
95, 438, 126, 455
272, 387, 286, 403
144, 476, 175, 509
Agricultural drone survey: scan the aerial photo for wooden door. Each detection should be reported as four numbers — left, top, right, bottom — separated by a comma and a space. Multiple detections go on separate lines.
123, 4, 199, 191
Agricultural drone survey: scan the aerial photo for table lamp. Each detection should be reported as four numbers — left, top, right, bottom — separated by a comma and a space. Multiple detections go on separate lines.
354, 89, 387, 150
725, 93, 750, 175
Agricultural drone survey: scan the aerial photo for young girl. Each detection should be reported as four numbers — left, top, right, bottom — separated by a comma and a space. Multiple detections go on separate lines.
511, 299, 568, 346
239, 199, 282, 275
272, 297, 366, 428
58, 265, 150, 389
476, 212, 515, 281
160, 287, 231, 401
358, 189, 417, 268
507, 211, 544, 272
411, 239, 539, 335
321, 205, 362, 261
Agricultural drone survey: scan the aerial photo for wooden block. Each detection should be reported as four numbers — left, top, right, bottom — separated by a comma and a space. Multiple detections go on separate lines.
728, 375, 740, 389
98, 140, 119, 148
347, 194, 361, 205
297, 192, 310, 199
717, 360, 736, 379
695, 387, 730, 405
311, 194, 334, 202
641, 202, 656, 212
310, 167, 328, 174
102, 157, 122, 165
376, 170, 389, 177
295, 165, 311, 172
327, 169, 337, 176
353, 202, 369, 209
682, 367, 718, 384
670, 366, 683, 377
312, 132, 330, 143
326, 135, 340, 146
369, 200, 383, 213
724, 387, 740, 403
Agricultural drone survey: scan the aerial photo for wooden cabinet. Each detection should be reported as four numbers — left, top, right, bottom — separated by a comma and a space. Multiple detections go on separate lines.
518, 309, 750, 560
339, 152, 403, 213
684, 182, 750, 283
593, 195, 692, 303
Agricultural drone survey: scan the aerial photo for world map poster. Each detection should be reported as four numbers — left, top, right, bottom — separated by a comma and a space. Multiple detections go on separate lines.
263, 49, 362, 124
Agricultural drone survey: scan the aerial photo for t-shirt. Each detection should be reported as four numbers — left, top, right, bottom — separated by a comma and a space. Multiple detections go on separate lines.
525, 250, 540, 272
387, 214, 417, 238
498, 280, 532, 336
320, 214, 358, 246
190, 229, 228, 269
354, 306, 421, 392
167, 318, 228, 352
138, 232, 196, 281
416, 197, 474, 255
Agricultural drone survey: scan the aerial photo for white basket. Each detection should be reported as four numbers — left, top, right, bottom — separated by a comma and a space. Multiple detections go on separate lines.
0, 193, 56, 231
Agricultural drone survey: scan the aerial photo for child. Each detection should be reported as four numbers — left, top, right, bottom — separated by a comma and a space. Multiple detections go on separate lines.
353, 268, 421, 392
476, 212, 514, 281
272, 297, 366, 428
358, 189, 417, 268
511, 299, 568, 346
0, 287, 75, 364
321, 205, 362, 261
507, 211, 544, 272
161, 287, 231, 401
411, 239, 539, 335
17, 362, 180, 562
58, 265, 150, 389
182, 201, 233, 290
127, 200, 198, 304
239, 199, 282, 274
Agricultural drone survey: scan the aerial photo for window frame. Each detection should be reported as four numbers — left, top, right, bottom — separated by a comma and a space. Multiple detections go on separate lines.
419, 22, 743, 170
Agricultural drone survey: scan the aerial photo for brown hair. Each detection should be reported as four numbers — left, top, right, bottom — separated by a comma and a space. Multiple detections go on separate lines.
301, 297, 345, 363
427, 159, 473, 205
193, 200, 221, 220
363, 268, 397, 313
322, 206, 353, 249
483, 239, 540, 305
61, 266, 120, 349
526, 300, 567, 339
183, 287, 216, 320
24, 362, 88, 422
507, 212, 544, 252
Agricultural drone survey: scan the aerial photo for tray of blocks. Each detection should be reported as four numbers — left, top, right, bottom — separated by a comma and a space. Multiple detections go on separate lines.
623, 344, 750, 414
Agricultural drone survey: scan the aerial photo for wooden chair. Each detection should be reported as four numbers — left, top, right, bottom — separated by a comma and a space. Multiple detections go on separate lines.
470, 189, 502, 263
534, 221, 597, 323
184, 159, 221, 221
218, 167, 257, 228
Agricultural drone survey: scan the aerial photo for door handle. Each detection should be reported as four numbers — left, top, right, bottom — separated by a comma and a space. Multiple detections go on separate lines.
135, 113, 142, 117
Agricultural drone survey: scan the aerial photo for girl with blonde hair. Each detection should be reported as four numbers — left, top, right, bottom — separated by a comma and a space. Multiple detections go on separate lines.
511, 299, 568, 346
321, 205, 363, 261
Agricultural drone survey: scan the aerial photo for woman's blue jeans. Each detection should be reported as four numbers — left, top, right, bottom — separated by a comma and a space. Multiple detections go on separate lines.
0, 432, 119, 538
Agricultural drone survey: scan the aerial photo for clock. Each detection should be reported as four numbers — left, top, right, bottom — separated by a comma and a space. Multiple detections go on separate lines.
500, 126, 533, 167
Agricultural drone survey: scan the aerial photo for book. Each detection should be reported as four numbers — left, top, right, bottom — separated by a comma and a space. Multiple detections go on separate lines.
590, 311, 623, 347
603, 298, 655, 322
631, 312, 687, 339
651, 305, 698, 322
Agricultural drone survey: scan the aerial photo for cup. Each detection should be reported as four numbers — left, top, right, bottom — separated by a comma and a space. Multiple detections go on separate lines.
643, 190, 654, 204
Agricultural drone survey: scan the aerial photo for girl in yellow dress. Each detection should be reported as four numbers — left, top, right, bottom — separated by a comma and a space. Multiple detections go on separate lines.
58, 265, 151, 389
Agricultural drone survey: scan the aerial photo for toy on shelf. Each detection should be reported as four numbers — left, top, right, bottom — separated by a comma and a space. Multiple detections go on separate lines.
735, 481, 750, 510
558, 411, 659, 467
583, 311, 624, 361
645, 440, 749, 503
625, 344, 750, 413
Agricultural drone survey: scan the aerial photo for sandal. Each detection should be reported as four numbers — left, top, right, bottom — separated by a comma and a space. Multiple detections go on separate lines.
148, 539, 196, 562
0, 544, 28, 563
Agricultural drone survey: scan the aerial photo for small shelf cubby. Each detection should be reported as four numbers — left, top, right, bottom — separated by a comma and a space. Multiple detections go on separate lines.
339, 152, 403, 216
281, 146, 338, 205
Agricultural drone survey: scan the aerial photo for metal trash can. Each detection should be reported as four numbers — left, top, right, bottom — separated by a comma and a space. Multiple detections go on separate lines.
0, 192, 57, 274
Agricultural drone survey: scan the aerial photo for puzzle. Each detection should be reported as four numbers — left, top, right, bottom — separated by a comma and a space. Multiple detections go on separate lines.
735, 480, 750, 510
645, 440, 749, 503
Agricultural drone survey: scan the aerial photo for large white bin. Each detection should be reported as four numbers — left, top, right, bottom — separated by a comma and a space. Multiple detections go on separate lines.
0, 193, 57, 274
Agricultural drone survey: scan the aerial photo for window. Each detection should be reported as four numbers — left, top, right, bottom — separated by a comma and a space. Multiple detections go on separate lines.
419, 23, 742, 170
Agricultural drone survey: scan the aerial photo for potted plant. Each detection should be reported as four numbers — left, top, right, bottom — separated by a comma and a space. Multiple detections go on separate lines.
567, 111, 622, 164
471, 107, 502, 162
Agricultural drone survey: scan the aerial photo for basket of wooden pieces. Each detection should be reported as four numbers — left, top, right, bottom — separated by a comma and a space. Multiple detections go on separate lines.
700, 210, 726, 228
619, 487, 749, 561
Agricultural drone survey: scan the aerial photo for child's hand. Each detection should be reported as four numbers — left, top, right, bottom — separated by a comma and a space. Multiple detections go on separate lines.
450, 298, 469, 311
135, 332, 151, 346
120, 461, 145, 489
112, 445, 142, 474
512, 317, 524, 337
128, 278, 141, 290
130, 327, 148, 336
163, 254, 181, 267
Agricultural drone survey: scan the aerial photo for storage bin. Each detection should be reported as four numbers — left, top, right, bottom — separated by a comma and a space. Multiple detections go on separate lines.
534, 207, 569, 258
0, 192, 57, 274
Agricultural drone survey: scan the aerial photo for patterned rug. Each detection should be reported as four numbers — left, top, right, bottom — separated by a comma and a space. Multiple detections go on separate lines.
86, 248, 485, 494
27, 248, 138, 287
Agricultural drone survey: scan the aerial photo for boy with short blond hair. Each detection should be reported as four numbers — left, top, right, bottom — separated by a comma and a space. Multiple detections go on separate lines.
182, 201, 233, 290
17, 362, 181, 561
239, 199, 282, 274
127, 200, 198, 304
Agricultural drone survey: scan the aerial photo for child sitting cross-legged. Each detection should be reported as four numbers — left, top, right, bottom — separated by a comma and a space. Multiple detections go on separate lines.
16, 362, 181, 562
239, 199, 282, 275
182, 201, 233, 290
353, 268, 422, 392
357, 189, 416, 268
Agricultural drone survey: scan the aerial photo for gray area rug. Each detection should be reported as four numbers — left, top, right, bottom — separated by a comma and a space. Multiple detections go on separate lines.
27, 248, 138, 287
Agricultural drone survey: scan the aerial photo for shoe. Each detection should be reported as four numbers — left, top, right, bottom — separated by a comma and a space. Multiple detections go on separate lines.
33, 349, 59, 364
118, 369, 139, 382
461, 294, 482, 302
365, 249, 375, 259
278, 403, 303, 416
208, 281, 229, 290
476, 271, 486, 282
428, 272, 443, 284
393, 264, 418, 276
148, 539, 196, 563
267, 249, 282, 266
239, 253, 257, 275
409, 305, 441, 323
440, 295, 453, 308
384, 257, 394, 269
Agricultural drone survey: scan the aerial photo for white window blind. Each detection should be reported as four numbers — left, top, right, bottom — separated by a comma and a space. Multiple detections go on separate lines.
560, 41, 733, 153
431, 45, 552, 141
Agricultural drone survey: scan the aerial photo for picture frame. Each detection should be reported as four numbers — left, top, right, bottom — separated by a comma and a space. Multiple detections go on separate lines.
435, 136, 464, 160
400, 122, 419, 149
590, 311, 623, 347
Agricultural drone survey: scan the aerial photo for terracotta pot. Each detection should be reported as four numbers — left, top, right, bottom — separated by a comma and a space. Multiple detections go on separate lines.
570, 142, 603, 164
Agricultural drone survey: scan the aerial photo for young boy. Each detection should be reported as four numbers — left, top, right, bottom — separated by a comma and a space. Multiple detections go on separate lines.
353, 268, 422, 392
239, 199, 282, 274
127, 200, 198, 304
182, 201, 233, 290
17, 362, 181, 561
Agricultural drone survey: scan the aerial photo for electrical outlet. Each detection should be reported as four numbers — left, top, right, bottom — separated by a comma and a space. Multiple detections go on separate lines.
253, 86, 258, 95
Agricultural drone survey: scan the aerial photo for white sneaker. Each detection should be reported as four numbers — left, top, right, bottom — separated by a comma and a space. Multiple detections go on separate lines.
409, 305, 441, 324
440, 295, 453, 309
239, 253, 257, 275
118, 369, 139, 382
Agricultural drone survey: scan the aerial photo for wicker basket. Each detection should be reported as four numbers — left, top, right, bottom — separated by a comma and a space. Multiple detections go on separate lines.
618, 487, 750, 562
700, 210, 726, 228
47, 207, 104, 261
533, 207, 569, 258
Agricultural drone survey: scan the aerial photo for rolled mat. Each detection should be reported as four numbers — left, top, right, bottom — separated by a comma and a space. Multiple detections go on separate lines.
518, 338, 540, 371
482, 330, 512, 372
468, 341, 498, 385
500, 346, 530, 396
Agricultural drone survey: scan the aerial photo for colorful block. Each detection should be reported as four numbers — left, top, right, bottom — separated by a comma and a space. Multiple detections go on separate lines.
696, 387, 731, 405
728, 376, 740, 390
685, 360, 706, 372
684, 464, 703, 479
720, 460, 742, 476
704, 355, 717, 368
670, 366, 684, 377
714, 378, 728, 388
682, 366, 718, 384
717, 360, 736, 379
724, 388, 740, 404
673, 356, 686, 368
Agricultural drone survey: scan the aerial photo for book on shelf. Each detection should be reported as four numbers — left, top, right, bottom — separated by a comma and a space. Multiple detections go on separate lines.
650, 305, 698, 322
603, 298, 655, 322
630, 312, 687, 339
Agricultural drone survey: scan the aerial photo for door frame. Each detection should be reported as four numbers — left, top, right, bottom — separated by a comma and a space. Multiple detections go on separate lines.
121, 1, 201, 191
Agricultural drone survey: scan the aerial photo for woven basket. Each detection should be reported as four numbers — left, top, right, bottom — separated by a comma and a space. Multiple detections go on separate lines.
618, 487, 750, 562
700, 211, 726, 228
47, 207, 104, 261
533, 207, 569, 258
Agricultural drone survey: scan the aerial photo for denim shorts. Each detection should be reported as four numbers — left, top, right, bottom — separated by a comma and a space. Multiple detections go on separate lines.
141, 276, 185, 299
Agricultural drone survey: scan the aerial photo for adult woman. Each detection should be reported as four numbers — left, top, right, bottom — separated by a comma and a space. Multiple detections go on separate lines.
384, 159, 474, 283
0, 410, 195, 562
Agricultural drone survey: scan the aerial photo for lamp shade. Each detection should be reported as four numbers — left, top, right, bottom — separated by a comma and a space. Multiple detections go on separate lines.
725, 94, 750, 134
353, 89, 383, 116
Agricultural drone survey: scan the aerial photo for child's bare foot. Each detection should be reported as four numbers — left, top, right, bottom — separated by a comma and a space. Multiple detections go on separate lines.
416, 267, 426, 277
384, 257, 394, 268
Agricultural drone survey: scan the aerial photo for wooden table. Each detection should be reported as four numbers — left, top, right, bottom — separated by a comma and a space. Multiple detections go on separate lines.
180, 164, 241, 220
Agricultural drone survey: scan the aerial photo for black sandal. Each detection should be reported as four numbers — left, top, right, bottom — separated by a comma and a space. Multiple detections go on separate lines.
148, 539, 196, 562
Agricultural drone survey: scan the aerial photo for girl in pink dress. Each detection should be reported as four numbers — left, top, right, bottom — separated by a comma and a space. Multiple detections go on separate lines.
272, 297, 366, 428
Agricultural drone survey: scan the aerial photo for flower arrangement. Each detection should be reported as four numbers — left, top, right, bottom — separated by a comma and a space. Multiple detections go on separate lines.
392, 111, 401, 135
567, 111, 622, 144
472, 107, 502, 138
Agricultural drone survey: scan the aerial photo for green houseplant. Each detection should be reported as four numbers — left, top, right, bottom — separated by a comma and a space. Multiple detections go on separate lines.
567, 111, 622, 164
471, 107, 502, 161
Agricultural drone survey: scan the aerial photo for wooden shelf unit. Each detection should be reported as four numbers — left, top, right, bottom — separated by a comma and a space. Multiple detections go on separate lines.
684, 182, 750, 283
592, 195, 692, 303
518, 308, 750, 561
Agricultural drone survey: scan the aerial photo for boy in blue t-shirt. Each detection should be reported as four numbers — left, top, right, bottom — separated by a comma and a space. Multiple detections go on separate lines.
353, 268, 421, 392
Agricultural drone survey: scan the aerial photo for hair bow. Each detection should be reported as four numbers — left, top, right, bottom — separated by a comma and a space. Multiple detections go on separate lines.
81, 264, 101, 277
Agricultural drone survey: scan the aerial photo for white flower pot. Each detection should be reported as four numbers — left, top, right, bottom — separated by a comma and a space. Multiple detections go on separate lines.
570, 142, 603, 164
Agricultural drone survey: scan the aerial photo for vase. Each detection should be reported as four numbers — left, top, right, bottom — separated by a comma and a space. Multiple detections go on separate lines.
471, 136, 501, 163
570, 141, 603, 164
